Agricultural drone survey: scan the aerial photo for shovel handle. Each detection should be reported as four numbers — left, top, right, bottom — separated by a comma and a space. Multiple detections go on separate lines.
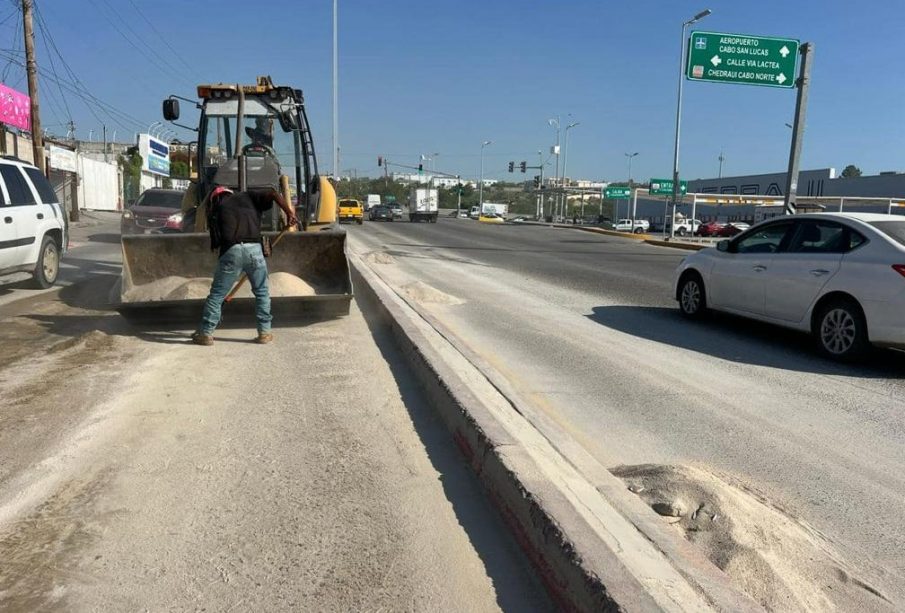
224, 229, 289, 303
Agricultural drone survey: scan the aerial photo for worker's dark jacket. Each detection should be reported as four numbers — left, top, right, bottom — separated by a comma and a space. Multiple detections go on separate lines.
210, 190, 274, 257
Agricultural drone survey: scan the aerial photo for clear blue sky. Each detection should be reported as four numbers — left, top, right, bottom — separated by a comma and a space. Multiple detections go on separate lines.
2, 0, 903, 182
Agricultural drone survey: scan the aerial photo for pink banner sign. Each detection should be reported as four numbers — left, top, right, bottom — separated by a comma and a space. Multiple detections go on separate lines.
0, 83, 31, 131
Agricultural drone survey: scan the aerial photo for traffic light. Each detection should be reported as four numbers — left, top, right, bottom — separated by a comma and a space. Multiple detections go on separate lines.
418, 163, 423, 174
508, 161, 514, 172
533, 175, 540, 188
520, 161, 527, 173
377, 156, 383, 167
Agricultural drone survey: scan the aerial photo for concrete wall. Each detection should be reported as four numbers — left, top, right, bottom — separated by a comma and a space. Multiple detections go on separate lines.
78, 156, 120, 211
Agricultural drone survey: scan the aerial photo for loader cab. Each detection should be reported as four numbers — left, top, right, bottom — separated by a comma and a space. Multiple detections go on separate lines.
163, 78, 335, 231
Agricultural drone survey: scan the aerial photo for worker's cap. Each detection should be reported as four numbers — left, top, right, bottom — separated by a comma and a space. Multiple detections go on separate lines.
210, 186, 234, 201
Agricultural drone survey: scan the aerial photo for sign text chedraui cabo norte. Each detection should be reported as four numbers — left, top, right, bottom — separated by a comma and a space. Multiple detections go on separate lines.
686, 31, 800, 88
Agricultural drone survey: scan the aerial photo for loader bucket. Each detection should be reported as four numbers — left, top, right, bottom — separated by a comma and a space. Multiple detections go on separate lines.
117, 231, 352, 322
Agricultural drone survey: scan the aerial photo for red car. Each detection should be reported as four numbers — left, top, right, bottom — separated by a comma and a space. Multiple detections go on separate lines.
121, 188, 186, 234
696, 221, 726, 237
716, 222, 751, 237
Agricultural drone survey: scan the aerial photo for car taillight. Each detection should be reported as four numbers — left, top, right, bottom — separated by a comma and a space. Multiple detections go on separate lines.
893, 265, 905, 278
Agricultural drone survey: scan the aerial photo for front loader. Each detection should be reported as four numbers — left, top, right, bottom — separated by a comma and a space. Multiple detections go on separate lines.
117, 76, 351, 321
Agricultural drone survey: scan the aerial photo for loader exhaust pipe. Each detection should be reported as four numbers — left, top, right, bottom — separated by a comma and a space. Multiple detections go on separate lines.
235, 84, 247, 191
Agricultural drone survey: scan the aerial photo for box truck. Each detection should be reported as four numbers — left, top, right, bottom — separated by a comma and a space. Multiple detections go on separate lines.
409, 188, 439, 223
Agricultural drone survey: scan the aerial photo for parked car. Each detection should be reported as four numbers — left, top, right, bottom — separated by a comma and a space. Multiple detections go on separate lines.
0, 156, 68, 288
716, 222, 751, 237
696, 221, 727, 237
368, 205, 394, 221
338, 198, 364, 224
614, 218, 650, 233
668, 218, 702, 237
674, 213, 905, 361
121, 188, 185, 234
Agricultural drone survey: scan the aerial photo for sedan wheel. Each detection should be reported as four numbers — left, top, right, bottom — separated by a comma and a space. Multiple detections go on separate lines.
817, 300, 869, 361
678, 274, 706, 318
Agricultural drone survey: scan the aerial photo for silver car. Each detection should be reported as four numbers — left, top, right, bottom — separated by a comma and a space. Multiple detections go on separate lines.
674, 213, 905, 360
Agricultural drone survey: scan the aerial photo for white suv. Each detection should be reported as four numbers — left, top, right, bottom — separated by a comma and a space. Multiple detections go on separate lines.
0, 156, 68, 288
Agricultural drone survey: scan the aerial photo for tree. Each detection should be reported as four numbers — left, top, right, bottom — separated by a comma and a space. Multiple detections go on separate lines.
841, 165, 862, 178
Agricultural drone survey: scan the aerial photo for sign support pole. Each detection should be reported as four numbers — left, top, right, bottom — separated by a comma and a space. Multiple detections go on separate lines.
783, 42, 813, 215
631, 188, 638, 229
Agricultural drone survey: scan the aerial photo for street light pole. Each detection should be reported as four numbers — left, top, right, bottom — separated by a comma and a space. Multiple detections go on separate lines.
333, 0, 339, 179
625, 152, 639, 184
670, 8, 711, 238
561, 121, 579, 222
479, 140, 492, 209
548, 117, 560, 221
718, 148, 725, 178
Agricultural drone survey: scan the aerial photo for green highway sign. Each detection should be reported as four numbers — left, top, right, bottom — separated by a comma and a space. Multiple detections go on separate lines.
686, 31, 799, 88
604, 186, 632, 199
649, 179, 687, 196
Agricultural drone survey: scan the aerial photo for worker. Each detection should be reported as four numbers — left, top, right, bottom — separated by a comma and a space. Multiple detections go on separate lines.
243, 116, 278, 158
191, 186, 298, 346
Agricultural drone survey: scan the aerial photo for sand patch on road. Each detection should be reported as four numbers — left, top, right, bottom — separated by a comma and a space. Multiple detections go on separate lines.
364, 251, 396, 265
613, 464, 892, 611
400, 281, 463, 306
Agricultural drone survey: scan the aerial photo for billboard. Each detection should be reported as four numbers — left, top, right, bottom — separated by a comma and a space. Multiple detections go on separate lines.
137, 133, 170, 176
0, 83, 31, 131
49, 145, 77, 172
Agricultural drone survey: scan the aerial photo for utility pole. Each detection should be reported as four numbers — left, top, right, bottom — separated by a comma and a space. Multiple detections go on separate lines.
783, 43, 813, 216
103, 124, 108, 163
22, 0, 45, 172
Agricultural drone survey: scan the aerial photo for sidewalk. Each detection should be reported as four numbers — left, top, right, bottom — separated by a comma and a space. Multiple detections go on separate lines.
0, 296, 549, 610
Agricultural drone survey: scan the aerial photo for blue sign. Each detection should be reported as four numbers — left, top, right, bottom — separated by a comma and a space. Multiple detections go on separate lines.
148, 155, 170, 175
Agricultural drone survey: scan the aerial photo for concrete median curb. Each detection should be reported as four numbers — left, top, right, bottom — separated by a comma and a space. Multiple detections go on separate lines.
643, 239, 708, 251
350, 254, 760, 612
553, 224, 652, 241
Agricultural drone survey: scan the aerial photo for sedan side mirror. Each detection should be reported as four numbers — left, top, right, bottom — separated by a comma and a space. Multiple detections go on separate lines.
163, 98, 180, 121
717, 239, 730, 252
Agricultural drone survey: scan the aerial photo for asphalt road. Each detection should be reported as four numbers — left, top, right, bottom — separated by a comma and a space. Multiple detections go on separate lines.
349, 216, 905, 608
0, 215, 549, 611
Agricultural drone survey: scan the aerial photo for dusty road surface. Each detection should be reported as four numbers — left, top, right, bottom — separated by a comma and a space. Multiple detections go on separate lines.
0, 217, 549, 612
349, 217, 905, 611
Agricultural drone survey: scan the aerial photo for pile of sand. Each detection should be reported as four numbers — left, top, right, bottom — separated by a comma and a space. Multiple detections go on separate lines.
400, 281, 463, 306
124, 272, 317, 302
612, 464, 891, 611
364, 251, 396, 265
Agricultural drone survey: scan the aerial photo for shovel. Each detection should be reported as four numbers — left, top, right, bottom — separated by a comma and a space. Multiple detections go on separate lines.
224, 228, 289, 303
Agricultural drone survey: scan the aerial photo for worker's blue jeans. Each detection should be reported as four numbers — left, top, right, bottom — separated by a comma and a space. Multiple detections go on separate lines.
198, 243, 272, 335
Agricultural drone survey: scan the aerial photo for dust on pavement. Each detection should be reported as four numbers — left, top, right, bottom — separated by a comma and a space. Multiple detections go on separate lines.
0, 296, 548, 611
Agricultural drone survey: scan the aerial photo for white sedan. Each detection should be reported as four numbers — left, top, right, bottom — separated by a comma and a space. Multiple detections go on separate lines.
674, 213, 905, 360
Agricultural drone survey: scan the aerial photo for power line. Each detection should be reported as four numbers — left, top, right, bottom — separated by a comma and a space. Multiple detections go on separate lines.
125, 0, 192, 73
1, 7, 21, 82
32, 4, 72, 125
88, 0, 194, 88
0, 50, 148, 133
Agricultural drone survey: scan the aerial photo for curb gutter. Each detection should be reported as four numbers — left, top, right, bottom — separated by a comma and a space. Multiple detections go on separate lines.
350, 254, 761, 612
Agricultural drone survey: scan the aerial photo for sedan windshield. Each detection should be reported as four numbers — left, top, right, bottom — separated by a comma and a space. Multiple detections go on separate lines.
135, 191, 183, 209
868, 220, 905, 246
